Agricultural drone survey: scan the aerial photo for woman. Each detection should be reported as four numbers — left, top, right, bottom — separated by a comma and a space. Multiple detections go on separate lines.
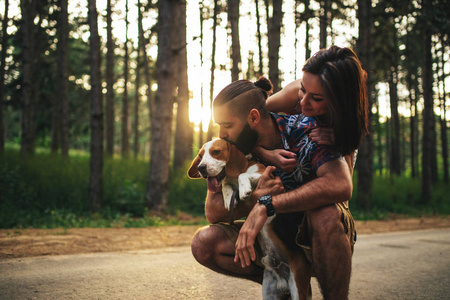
254, 45, 368, 173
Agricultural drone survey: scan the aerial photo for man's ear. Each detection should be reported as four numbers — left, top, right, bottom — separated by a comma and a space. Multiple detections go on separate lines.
247, 108, 261, 128
187, 155, 202, 179
225, 143, 248, 178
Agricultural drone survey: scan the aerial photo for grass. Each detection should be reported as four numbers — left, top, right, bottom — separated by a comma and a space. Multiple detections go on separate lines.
0, 147, 449, 229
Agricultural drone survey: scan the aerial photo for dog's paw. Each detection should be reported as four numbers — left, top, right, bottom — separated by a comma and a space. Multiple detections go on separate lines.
239, 188, 252, 202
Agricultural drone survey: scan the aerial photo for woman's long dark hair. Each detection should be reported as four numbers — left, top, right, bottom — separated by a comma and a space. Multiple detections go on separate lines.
303, 46, 369, 156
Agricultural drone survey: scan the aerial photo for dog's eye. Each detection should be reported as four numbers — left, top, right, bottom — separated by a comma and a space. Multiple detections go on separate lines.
211, 150, 221, 156
198, 154, 203, 159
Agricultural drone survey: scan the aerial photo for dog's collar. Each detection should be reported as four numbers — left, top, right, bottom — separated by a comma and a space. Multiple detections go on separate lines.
228, 190, 239, 225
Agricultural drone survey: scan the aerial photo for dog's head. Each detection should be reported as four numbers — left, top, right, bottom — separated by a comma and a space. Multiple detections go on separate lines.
188, 138, 248, 193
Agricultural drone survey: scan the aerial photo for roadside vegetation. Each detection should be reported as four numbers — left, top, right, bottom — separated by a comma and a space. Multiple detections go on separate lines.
0, 147, 449, 229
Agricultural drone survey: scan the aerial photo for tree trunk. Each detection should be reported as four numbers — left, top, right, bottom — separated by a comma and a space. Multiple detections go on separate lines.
374, 93, 383, 175
0, 0, 8, 153
294, 0, 300, 75
106, 0, 115, 156
319, 0, 330, 49
421, 2, 433, 203
141, 2, 154, 156
439, 41, 448, 183
255, 0, 263, 77
408, 75, 417, 178
198, 2, 205, 147
59, 0, 69, 157
388, 68, 401, 175
174, 0, 193, 169
355, 0, 373, 209
385, 117, 391, 172
207, 0, 219, 142
0, 0, 7, 153
88, 0, 103, 212
145, 0, 177, 212
20, 0, 38, 155
52, 0, 69, 155
267, 0, 282, 93
304, 0, 312, 61
134, 0, 143, 158
121, 0, 130, 158
228, 0, 241, 81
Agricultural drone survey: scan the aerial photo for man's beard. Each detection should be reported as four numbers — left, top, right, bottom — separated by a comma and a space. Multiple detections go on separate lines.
229, 123, 259, 155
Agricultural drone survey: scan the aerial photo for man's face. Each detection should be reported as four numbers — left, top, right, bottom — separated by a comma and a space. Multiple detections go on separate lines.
213, 103, 258, 154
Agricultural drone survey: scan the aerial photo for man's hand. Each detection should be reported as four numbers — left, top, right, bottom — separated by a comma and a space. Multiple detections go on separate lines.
251, 166, 285, 200
234, 166, 284, 267
234, 203, 267, 267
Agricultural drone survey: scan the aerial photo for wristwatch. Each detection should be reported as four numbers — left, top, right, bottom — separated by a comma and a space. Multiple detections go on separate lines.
258, 194, 276, 217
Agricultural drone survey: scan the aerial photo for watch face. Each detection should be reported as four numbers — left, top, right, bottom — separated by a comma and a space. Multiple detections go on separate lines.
259, 195, 271, 203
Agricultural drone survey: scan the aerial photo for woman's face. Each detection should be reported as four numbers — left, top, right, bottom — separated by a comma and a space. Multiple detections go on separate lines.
298, 71, 328, 117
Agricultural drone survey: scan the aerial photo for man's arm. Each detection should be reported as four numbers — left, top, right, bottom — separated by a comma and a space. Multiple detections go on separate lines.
204, 190, 255, 224
234, 159, 352, 267
272, 158, 352, 213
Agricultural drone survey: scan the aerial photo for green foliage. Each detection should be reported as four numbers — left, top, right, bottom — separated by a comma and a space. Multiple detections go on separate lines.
0, 148, 208, 228
1, 148, 449, 229
169, 161, 207, 216
351, 173, 450, 220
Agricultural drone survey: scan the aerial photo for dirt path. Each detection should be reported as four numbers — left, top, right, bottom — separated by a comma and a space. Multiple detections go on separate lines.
1, 216, 449, 259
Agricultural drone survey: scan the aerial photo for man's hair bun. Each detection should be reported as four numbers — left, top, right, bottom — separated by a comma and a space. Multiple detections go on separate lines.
254, 77, 273, 98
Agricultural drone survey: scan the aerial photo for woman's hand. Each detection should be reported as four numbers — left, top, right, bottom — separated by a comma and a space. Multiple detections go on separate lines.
309, 127, 334, 145
253, 146, 297, 172
268, 149, 297, 172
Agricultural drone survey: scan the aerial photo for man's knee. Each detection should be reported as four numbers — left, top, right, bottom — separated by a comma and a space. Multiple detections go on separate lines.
191, 225, 225, 265
308, 204, 344, 237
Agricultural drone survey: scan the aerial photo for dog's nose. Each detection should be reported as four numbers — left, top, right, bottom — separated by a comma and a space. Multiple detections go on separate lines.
198, 164, 207, 176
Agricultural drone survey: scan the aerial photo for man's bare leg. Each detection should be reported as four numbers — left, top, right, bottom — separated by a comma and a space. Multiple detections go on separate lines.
191, 225, 264, 283
309, 205, 352, 300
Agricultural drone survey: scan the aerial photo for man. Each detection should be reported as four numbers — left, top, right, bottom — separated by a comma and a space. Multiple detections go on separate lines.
191, 78, 355, 299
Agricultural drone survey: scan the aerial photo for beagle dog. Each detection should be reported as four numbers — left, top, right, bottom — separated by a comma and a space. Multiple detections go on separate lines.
188, 138, 265, 209
188, 138, 311, 300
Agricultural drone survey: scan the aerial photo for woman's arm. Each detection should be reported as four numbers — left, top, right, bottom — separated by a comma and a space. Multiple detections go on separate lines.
266, 79, 302, 114
252, 146, 297, 172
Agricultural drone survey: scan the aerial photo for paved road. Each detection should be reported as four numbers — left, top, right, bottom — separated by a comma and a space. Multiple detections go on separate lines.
1, 229, 449, 300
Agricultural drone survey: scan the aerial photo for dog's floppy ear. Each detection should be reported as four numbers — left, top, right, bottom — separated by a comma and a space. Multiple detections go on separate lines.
225, 143, 249, 178
188, 154, 202, 179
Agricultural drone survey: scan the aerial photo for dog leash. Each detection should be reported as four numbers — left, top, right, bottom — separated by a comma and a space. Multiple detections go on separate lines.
229, 190, 238, 225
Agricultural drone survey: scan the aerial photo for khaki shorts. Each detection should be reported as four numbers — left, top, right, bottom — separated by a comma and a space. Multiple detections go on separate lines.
295, 202, 356, 264
212, 220, 265, 268
212, 202, 356, 267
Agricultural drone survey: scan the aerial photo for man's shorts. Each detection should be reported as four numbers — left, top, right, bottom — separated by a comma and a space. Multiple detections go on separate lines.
212, 202, 356, 268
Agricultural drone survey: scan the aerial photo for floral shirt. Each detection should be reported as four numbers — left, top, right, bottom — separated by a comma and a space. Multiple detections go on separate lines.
267, 112, 342, 191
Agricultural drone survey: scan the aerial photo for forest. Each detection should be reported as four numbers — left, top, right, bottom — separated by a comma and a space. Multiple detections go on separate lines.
0, 0, 449, 228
